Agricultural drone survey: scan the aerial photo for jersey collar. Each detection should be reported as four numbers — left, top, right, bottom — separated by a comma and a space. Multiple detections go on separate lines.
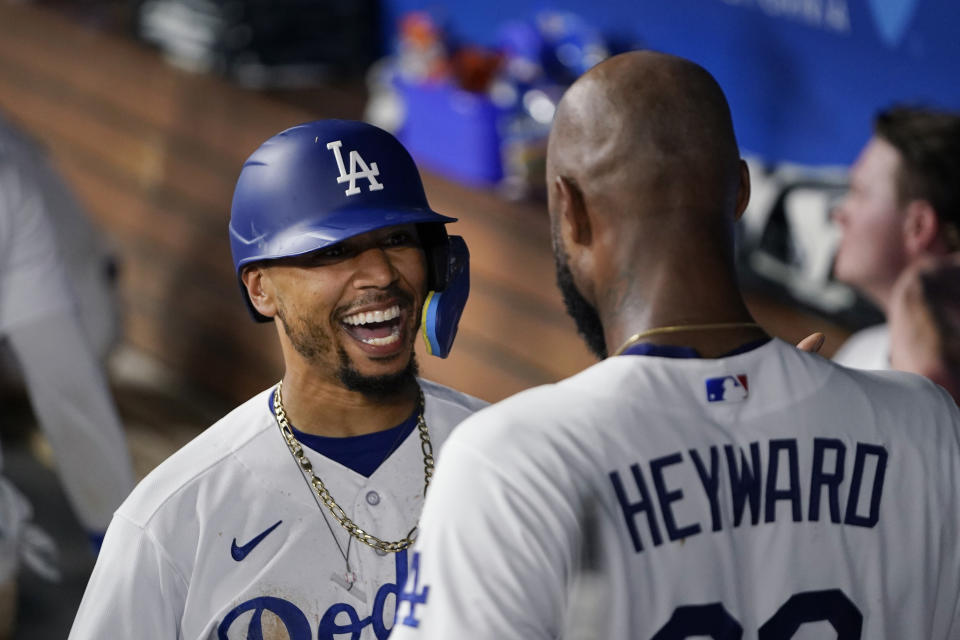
619, 338, 771, 359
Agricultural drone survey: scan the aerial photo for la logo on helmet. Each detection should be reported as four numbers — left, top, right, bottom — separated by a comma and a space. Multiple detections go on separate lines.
326, 139, 384, 196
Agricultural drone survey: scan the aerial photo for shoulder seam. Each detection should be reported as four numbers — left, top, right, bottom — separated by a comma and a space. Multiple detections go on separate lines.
129, 394, 275, 527
113, 511, 190, 591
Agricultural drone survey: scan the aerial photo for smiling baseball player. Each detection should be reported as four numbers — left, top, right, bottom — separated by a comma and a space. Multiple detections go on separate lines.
68, 120, 484, 639
391, 52, 960, 639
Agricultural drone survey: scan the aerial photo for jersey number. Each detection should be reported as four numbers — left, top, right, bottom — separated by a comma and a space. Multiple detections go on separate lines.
651, 589, 862, 639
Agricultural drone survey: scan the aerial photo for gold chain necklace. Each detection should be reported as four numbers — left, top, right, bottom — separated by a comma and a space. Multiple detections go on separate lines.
612, 322, 763, 356
273, 380, 436, 554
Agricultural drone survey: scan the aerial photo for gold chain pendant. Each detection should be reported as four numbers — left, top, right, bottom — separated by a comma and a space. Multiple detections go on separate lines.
273, 380, 435, 553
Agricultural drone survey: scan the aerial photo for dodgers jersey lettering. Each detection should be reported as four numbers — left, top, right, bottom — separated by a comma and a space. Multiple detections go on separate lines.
68, 379, 486, 640
217, 550, 408, 639
392, 339, 960, 639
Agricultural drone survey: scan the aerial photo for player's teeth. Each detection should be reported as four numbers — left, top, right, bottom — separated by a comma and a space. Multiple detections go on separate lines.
343, 305, 400, 326
361, 327, 401, 346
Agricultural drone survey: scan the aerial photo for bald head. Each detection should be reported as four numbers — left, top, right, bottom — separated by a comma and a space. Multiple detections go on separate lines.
547, 51, 758, 358
548, 50, 743, 224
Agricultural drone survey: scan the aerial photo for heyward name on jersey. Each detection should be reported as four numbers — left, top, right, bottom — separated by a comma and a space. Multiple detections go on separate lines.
611, 437, 886, 552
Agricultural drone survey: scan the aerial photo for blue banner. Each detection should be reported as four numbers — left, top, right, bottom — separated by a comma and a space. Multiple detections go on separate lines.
381, 0, 959, 165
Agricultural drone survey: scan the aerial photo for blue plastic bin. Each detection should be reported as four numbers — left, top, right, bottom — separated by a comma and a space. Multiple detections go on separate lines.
395, 79, 505, 186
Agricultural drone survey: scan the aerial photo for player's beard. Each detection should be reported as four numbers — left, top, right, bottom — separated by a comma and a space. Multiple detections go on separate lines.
336, 347, 419, 397
552, 234, 608, 359
276, 296, 420, 398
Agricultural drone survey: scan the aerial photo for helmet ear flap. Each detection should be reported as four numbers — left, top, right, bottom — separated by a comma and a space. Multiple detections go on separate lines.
415, 223, 470, 358
417, 223, 452, 291
420, 235, 469, 358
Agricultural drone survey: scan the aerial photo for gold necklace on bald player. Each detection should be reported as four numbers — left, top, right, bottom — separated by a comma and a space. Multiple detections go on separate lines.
612, 322, 763, 356
273, 380, 435, 555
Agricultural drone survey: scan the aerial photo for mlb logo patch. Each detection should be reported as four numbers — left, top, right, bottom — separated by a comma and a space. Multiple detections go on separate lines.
705, 375, 749, 403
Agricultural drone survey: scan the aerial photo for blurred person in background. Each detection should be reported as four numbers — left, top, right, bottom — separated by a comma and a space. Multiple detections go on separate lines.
887, 254, 960, 402
832, 106, 960, 378
0, 111, 135, 634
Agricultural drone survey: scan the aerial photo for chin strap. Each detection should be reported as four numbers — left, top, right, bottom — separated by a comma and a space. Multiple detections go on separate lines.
421, 235, 469, 358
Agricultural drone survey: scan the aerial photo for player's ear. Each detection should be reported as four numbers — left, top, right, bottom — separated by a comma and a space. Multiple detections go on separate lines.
734, 159, 751, 221
553, 175, 592, 247
902, 199, 940, 257
241, 265, 279, 319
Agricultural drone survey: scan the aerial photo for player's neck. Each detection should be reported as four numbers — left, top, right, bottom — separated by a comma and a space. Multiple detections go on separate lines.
604, 269, 766, 358
277, 369, 419, 438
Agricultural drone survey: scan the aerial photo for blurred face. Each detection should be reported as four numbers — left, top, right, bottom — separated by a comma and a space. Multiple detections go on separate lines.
263, 225, 427, 395
833, 137, 910, 309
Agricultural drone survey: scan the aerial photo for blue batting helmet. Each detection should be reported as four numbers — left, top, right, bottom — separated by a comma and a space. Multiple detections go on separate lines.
229, 120, 468, 357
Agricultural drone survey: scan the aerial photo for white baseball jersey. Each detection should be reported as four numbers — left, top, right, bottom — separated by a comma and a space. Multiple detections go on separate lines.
392, 338, 960, 639
69, 379, 485, 640
833, 323, 889, 370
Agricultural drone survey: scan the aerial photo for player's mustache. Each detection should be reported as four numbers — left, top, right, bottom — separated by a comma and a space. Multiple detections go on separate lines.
336, 285, 415, 317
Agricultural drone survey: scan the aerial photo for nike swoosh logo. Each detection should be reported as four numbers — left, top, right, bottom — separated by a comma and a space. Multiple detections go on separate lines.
231, 520, 283, 561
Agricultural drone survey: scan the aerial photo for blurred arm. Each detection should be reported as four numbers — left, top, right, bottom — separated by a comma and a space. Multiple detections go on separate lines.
6, 313, 136, 534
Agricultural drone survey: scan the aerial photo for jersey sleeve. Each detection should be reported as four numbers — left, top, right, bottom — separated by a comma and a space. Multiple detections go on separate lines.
391, 432, 575, 640
936, 387, 960, 638
69, 513, 187, 639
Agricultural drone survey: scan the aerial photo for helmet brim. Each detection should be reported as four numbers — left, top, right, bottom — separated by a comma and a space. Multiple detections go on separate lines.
231, 206, 456, 272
